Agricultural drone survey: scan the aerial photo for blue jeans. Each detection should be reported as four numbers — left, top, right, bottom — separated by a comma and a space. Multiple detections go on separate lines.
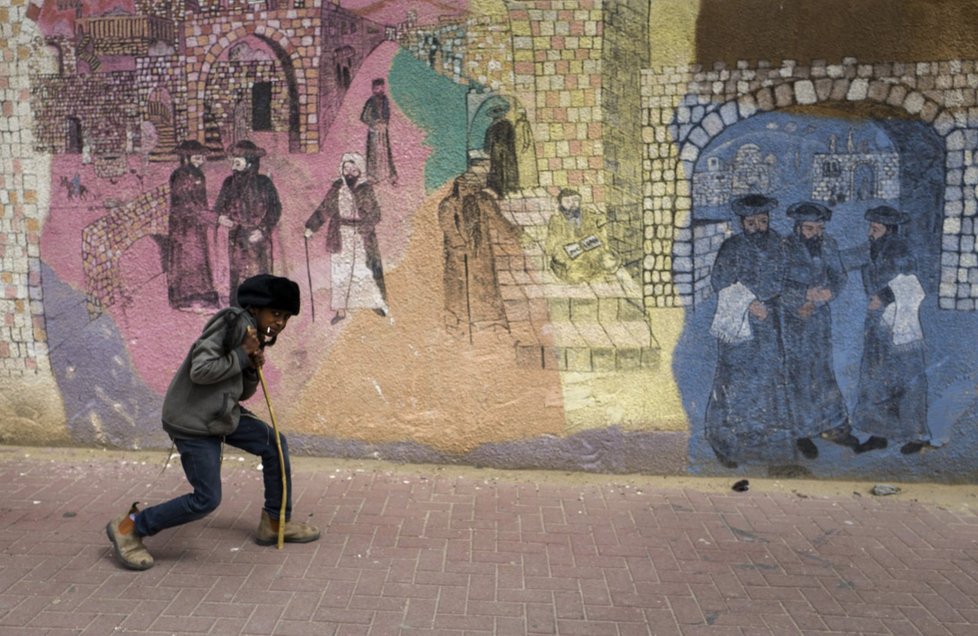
134, 413, 292, 537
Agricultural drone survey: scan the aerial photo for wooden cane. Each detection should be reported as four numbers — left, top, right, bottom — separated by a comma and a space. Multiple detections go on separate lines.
255, 357, 287, 550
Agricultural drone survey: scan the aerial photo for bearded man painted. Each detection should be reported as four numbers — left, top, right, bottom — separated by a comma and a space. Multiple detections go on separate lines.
705, 194, 792, 468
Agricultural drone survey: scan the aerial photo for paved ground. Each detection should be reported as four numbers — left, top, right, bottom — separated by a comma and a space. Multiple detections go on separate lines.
1, 447, 977, 636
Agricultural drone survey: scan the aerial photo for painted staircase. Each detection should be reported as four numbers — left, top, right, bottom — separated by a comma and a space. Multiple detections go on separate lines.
494, 192, 659, 372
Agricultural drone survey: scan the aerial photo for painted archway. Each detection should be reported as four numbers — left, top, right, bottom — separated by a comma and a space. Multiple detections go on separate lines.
193, 25, 309, 153
640, 59, 978, 312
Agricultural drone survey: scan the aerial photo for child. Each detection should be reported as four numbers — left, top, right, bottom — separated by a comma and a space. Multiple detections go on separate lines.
106, 274, 320, 570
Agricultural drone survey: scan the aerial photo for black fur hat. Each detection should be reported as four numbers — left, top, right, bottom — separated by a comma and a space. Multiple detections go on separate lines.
236, 274, 300, 315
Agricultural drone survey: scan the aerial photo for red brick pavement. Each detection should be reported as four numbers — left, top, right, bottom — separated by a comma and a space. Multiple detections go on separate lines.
1, 448, 977, 636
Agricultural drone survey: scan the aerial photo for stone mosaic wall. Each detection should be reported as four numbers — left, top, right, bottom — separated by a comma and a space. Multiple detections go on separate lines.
642, 58, 978, 310
81, 185, 170, 317
508, 1, 606, 210
600, 0, 649, 275
204, 60, 287, 133
136, 55, 189, 146
31, 72, 141, 155
0, 0, 48, 376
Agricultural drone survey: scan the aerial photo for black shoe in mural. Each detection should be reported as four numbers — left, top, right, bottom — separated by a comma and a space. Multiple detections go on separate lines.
900, 440, 929, 455
796, 437, 819, 459
820, 425, 861, 450
854, 436, 888, 454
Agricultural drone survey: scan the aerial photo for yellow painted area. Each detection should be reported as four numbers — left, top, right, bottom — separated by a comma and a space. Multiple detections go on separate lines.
649, 0, 701, 68
558, 307, 688, 435
0, 374, 69, 446
281, 184, 567, 454
469, 0, 508, 19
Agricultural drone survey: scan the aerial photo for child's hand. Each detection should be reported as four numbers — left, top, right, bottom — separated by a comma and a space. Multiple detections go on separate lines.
243, 327, 261, 356
249, 349, 265, 369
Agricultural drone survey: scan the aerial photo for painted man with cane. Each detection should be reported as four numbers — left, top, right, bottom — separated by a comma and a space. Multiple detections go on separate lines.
303, 152, 390, 325
105, 274, 319, 570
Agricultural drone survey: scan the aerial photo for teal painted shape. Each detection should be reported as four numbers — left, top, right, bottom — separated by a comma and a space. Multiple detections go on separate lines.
389, 49, 470, 192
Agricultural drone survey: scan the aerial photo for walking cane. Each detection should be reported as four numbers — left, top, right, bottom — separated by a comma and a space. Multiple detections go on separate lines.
463, 253, 473, 345
303, 235, 316, 322
253, 330, 287, 550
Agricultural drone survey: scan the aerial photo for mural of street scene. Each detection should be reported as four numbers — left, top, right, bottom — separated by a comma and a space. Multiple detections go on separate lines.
29, 0, 670, 470
6, 0, 978, 477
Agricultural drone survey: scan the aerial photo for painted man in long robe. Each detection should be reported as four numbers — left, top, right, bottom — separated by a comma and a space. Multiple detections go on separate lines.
360, 79, 397, 185
853, 205, 931, 455
214, 140, 281, 306
705, 194, 792, 468
166, 140, 218, 311
438, 173, 521, 336
780, 202, 857, 458
304, 152, 389, 325
484, 103, 519, 197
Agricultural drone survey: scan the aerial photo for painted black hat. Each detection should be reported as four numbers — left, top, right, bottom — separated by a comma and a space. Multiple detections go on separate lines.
865, 205, 910, 225
227, 139, 267, 159
731, 194, 777, 217
174, 140, 208, 156
236, 274, 300, 315
786, 201, 832, 222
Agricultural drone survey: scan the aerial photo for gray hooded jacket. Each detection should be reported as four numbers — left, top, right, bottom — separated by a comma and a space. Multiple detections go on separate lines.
161, 307, 260, 439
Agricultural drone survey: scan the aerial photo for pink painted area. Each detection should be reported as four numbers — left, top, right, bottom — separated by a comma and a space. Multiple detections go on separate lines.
340, 0, 467, 25
41, 41, 431, 397
38, 1, 135, 38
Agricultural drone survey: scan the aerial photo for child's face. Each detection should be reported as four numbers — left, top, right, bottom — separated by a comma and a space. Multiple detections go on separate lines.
252, 307, 292, 342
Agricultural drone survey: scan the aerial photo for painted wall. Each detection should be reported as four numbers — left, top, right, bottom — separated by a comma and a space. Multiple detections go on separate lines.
3, 0, 978, 481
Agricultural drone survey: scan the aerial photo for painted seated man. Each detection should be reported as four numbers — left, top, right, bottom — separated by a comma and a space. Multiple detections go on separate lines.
545, 189, 620, 284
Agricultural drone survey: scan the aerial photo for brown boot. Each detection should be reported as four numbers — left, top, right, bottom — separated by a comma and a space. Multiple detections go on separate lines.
105, 502, 154, 570
255, 510, 321, 546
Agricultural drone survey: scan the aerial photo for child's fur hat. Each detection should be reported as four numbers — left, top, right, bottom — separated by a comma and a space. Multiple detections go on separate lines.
236, 274, 301, 315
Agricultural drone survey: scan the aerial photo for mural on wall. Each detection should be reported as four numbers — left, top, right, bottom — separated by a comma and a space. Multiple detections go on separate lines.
672, 107, 978, 475
22, 0, 664, 466
7, 0, 978, 477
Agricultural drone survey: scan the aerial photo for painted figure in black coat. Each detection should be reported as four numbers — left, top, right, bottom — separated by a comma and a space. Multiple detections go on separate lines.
166, 140, 219, 311
780, 202, 857, 458
705, 194, 792, 468
214, 140, 282, 306
852, 205, 931, 455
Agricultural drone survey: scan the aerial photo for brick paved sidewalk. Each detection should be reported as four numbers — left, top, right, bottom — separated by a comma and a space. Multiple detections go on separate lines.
1, 448, 977, 636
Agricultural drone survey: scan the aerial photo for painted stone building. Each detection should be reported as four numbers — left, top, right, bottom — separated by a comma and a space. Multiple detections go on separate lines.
30, 0, 385, 158
810, 131, 900, 204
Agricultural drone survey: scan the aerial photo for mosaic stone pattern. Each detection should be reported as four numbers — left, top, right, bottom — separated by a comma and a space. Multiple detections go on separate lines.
81, 185, 170, 317
0, 1, 49, 377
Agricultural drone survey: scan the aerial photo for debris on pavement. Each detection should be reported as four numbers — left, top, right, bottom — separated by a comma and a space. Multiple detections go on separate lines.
871, 484, 902, 496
